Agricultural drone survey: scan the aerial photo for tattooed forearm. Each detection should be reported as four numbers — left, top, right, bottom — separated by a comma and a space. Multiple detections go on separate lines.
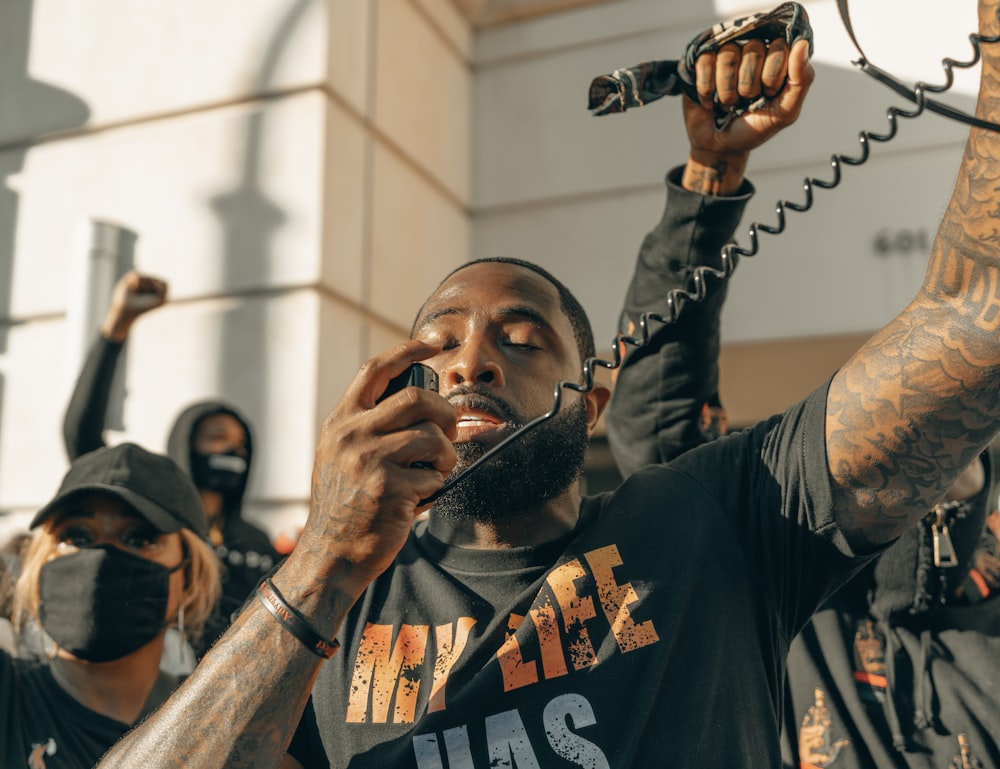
97, 561, 361, 769
98, 604, 323, 768
827, 84, 1000, 546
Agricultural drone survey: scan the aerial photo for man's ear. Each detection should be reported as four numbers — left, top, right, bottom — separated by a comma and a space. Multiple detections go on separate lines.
584, 385, 612, 434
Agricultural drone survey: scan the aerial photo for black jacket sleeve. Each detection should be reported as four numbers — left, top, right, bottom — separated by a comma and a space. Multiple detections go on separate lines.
62, 336, 123, 460
605, 166, 753, 477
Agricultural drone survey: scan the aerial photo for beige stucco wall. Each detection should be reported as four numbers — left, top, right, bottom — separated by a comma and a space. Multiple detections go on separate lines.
0, 0, 472, 539
0, 0, 987, 538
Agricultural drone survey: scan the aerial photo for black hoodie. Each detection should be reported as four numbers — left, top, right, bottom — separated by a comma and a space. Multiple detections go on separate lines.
165, 400, 278, 622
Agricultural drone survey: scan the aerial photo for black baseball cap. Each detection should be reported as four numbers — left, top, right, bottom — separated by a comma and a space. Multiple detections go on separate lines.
30, 442, 208, 537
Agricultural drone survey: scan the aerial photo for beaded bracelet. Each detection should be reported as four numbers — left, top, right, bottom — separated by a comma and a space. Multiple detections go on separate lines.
256, 578, 340, 659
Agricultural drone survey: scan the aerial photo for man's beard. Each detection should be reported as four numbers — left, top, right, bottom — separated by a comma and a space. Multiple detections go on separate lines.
432, 394, 591, 524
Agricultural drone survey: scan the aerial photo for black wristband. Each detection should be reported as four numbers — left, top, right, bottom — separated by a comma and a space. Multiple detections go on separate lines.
256, 578, 340, 660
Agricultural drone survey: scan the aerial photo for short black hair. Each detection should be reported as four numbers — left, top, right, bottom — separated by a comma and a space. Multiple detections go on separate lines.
414, 257, 596, 365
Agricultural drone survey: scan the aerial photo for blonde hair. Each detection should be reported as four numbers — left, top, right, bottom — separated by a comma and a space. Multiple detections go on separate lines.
177, 529, 222, 646
13, 524, 222, 649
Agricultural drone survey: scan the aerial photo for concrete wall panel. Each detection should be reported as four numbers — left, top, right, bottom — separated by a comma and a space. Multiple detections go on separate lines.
7, 93, 327, 322
320, 98, 368, 306
328, 0, 372, 116
375, 0, 471, 204
5, 0, 327, 142
370, 144, 470, 332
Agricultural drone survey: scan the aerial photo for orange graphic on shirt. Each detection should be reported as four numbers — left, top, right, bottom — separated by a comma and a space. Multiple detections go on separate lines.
28, 739, 56, 769
497, 560, 601, 692
498, 546, 659, 691
348, 619, 475, 723
853, 620, 885, 676
428, 617, 475, 713
799, 688, 849, 768
497, 613, 539, 691
585, 545, 659, 652
348, 544, 660, 720
347, 622, 429, 723
530, 598, 569, 680
951, 733, 985, 769
548, 558, 598, 671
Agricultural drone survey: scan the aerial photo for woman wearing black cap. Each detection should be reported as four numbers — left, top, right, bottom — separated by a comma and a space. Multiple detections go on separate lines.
0, 442, 221, 769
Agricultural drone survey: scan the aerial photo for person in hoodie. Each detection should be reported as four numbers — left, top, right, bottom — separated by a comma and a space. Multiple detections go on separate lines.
62, 271, 279, 650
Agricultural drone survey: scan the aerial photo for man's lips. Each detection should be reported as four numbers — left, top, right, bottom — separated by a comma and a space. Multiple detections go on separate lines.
456, 409, 502, 430
448, 395, 514, 440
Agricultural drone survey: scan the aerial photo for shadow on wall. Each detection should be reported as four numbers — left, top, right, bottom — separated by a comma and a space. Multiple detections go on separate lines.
203, 0, 318, 513
0, 0, 90, 513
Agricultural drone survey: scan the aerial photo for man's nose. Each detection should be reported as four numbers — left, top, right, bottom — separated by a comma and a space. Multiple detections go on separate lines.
441, 342, 504, 387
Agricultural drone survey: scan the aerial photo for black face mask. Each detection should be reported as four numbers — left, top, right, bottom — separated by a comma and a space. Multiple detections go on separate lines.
38, 544, 183, 663
190, 450, 248, 495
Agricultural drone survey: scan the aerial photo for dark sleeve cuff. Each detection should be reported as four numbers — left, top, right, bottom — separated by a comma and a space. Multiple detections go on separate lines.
607, 167, 755, 475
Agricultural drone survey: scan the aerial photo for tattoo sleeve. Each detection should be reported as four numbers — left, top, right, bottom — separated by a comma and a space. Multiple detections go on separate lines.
95, 567, 359, 769
826, 60, 1000, 548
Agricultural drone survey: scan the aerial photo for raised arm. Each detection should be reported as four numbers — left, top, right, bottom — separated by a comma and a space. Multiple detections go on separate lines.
607, 36, 813, 475
62, 271, 167, 459
96, 340, 457, 769
604, 173, 750, 475
827, 0, 1000, 549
